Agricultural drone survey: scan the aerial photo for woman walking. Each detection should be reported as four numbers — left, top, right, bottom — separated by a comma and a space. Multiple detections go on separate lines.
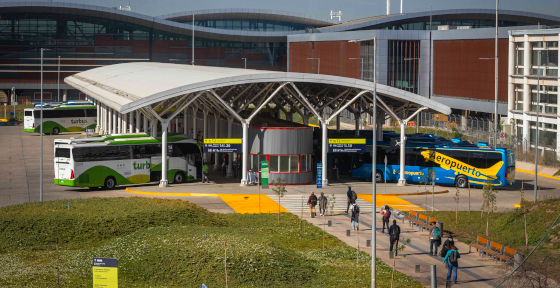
443, 244, 461, 285
318, 192, 328, 216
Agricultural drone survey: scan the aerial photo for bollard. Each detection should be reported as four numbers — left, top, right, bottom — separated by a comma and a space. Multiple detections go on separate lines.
389, 251, 394, 259
328, 220, 332, 227
366, 240, 371, 247
346, 230, 351, 236
514, 252, 525, 268
430, 264, 437, 288
311, 212, 315, 218
415, 265, 420, 273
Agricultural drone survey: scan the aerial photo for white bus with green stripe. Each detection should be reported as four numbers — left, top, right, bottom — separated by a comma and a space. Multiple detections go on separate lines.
54, 133, 202, 189
24, 104, 97, 135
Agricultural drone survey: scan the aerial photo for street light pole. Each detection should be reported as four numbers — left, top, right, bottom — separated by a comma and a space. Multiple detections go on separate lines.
371, 37, 377, 288
349, 58, 364, 80
57, 56, 60, 102
307, 58, 320, 74
242, 57, 247, 69
40, 48, 48, 202
494, 0, 499, 148
535, 51, 542, 203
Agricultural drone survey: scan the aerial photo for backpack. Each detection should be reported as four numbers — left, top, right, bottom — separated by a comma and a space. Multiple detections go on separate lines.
353, 205, 360, 214
393, 225, 401, 238
351, 190, 357, 201
432, 227, 441, 238
311, 195, 317, 206
448, 251, 458, 265
383, 210, 391, 219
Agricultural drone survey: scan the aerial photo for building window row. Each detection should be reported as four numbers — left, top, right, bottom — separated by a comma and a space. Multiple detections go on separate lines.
249, 153, 312, 173
192, 19, 311, 32
513, 41, 559, 77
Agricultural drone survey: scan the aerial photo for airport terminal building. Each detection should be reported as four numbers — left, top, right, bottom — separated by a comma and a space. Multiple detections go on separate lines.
0, 2, 559, 121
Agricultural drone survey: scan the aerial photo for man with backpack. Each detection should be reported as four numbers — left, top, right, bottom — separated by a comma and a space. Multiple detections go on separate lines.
429, 221, 441, 256
381, 206, 391, 233
388, 220, 401, 256
350, 202, 360, 231
443, 244, 461, 285
307, 191, 318, 217
345, 186, 356, 213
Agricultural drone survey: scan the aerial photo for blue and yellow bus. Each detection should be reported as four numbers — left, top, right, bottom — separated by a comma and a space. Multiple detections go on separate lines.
348, 144, 515, 188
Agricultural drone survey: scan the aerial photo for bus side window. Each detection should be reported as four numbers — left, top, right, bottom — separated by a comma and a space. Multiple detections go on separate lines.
486, 152, 502, 168
405, 148, 417, 166
173, 144, 186, 157
86, 109, 97, 117
376, 147, 385, 165
385, 149, 399, 166
452, 150, 470, 165
133, 145, 147, 159
469, 152, 487, 169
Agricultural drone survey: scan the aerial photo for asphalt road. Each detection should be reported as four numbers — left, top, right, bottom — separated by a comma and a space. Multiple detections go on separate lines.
1, 125, 559, 212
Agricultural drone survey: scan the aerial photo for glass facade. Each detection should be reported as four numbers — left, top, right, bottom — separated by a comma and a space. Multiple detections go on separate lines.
0, 13, 287, 84
191, 19, 311, 31
357, 19, 531, 31
388, 40, 420, 93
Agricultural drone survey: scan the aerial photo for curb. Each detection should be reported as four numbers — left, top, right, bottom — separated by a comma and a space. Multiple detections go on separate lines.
376, 190, 449, 196
125, 187, 219, 197
516, 168, 560, 181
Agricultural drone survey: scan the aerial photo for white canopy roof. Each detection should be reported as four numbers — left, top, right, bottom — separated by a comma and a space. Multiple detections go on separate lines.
65, 62, 451, 115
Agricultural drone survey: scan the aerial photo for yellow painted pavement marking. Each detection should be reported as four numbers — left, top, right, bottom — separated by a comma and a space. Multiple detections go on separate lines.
516, 168, 560, 181
218, 194, 288, 214
126, 188, 287, 214
357, 194, 425, 211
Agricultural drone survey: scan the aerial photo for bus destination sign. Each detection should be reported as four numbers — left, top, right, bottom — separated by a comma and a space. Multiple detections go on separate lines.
328, 139, 366, 153
203, 139, 242, 153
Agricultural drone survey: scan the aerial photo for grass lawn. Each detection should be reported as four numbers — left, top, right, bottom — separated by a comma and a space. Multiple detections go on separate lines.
423, 197, 560, 282
0, 197, 422, 287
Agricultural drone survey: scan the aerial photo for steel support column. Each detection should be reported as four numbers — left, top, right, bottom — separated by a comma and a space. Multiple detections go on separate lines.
95, 100, 100, 133
111, 109, 116, 134
214, 115, 220, 170
159, 120, 169, 187
397, 121, 407, 186
227, 118, 234, 177
129, 112, 134, 133
203, 109, 208, 162
241, 121, 249, 185
321, 121, 328, 186
183, 108, 187, 134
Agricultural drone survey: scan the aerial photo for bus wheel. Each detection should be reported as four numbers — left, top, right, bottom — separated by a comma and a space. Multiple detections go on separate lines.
104, 176, 117, 189
375, 171, 383, 183
455, 175, 468, 188
174, 172, 185, 184
52, 127, 60, 135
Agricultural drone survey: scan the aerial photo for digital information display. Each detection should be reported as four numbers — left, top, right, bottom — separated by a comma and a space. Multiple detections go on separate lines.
328, 139, 366, 153
203, 139, 242, 153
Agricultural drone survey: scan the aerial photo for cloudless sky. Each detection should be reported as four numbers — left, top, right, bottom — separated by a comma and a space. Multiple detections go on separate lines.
8, 0, 560, 22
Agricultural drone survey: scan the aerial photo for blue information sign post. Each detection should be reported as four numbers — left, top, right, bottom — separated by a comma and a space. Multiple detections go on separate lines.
316, 163, 323, 188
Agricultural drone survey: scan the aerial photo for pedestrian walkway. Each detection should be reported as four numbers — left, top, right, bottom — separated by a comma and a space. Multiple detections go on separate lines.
302, 211, 502, 287
270, 194, 375, 213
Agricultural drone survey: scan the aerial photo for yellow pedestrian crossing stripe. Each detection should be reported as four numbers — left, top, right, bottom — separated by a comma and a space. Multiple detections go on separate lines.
357, 194, 424, 211
218, 194, 289, 214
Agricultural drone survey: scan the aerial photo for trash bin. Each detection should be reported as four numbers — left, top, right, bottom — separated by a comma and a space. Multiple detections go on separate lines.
514, 252, 525, 267
436, 222, 444, 237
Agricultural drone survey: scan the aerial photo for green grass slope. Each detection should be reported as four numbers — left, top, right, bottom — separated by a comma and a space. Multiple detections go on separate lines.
0, 197, 422, 287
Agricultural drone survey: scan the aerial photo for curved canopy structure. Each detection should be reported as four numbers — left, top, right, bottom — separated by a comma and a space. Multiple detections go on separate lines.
65, 62, 450, 116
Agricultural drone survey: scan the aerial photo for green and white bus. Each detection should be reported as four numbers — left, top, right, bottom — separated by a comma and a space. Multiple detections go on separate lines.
24, 105, 97, 135
54, 134, 202, 189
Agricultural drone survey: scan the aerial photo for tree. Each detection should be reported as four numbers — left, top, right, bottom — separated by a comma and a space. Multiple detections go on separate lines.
327, 194, 336, 216
271, 178, 287, 225
391, 238, 411, 288
482, 179, 498, 237
454, 184, 460, 223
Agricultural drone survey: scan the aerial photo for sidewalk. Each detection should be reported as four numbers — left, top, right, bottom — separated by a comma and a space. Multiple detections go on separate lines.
302, 211, 502, 287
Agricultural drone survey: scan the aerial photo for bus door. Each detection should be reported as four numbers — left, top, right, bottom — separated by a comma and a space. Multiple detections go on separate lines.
506, 150, 515, 185
150, 144, 170, 182
171, 143, 198, 181
383, 148, 399, 181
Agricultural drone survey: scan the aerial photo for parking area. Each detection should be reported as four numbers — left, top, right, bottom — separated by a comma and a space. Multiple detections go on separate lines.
2, 126, 559, 211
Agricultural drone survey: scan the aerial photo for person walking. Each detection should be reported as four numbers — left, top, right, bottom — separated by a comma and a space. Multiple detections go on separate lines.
307, 191, 318, 217
439, 236, 454, 258
429, 221, 441, 256
388, 219, 401, 256
345, 186, 354, 213
202, 161, 210, 183
381, 206, 391, 233
443, 244, 461, 285
318, 192, 328, 216
351, 202, 360, 231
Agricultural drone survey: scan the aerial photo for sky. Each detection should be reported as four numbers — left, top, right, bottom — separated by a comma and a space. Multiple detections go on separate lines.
7, 0, 560, 22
